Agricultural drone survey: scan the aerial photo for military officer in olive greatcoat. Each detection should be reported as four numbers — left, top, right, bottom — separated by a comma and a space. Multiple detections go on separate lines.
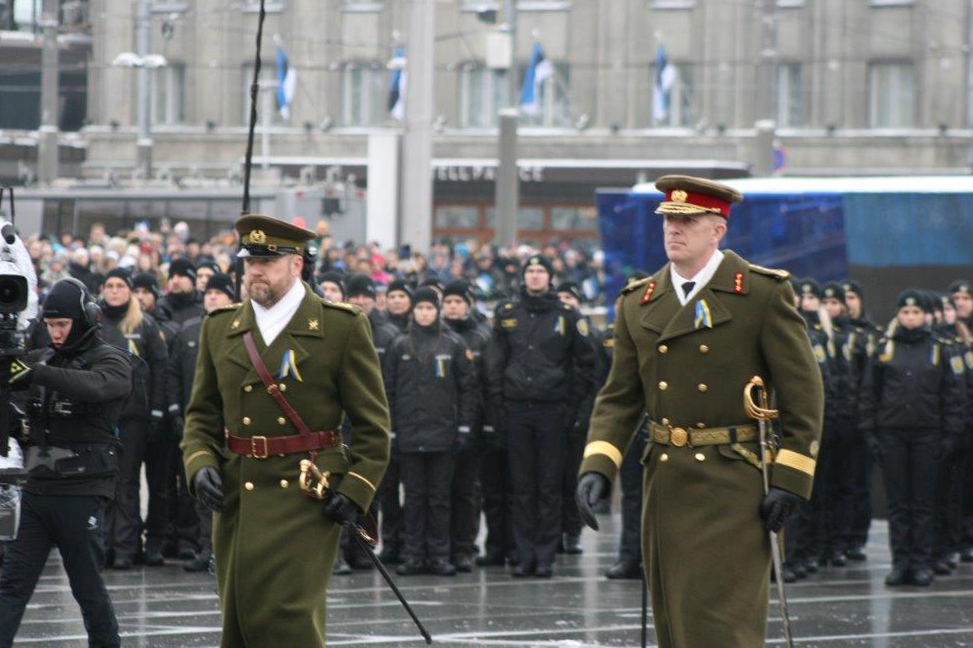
576, 176, 824, 648
181, 214, 390, 648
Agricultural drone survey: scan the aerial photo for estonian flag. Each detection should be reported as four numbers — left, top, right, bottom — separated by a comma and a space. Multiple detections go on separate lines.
276, 43, 297, 120
653, 45, 677, 123
388, 45, 406, 121
520, 42, 553, 116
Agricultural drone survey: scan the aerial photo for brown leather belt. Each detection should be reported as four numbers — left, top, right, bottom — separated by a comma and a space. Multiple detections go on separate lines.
649, 421, 757, 448
224, 428, 341, 459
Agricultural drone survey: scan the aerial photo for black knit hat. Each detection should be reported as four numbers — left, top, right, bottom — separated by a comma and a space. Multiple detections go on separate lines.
345, 274, 376, 300
318, 272, 346, 299
42, 279, 87, 320
897, 289, 930, 313
387, 279, 413, 300
105, 267, 133, 289
419, 277, 444, 292
205, 273, 236, 301
556, 281, 583, 302
442, 279, 473, 306
798, 279, 822, 299
413, 286, 440, 311
822, 282, 845, 302
197, 260, 220, 275
522, 255, 554, 278
169, 258, 197, 281
132, 272, 161, 298
947, 280, 972, 297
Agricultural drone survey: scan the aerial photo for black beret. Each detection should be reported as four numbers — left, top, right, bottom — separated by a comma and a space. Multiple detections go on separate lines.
897, 289, 930, 313
345, 274, 376, 299
522, 255, 554, 277
798, 279, 822, 299
822, 282, 845, 302
947, 280, 972, 297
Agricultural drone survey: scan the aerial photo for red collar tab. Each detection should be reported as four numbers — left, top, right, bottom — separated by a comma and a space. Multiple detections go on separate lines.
666, 190, 732, 218
734, 272, 745, 294
641, 281, 657, 305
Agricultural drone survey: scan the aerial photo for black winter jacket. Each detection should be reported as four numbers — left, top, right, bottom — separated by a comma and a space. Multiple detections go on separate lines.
166, 314, 203, 415
859, 326, 965, 437
156, 290, 205, 327
385, 322, 477, 453
98, 302, 168, 422
445, 315, 489, 434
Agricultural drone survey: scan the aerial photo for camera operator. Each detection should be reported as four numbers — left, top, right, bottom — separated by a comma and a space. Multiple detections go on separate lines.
0, 278, 133, 648
98, 269, 168, 569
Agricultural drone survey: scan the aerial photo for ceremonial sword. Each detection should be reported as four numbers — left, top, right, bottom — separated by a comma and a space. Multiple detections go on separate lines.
744, 376, 795, 648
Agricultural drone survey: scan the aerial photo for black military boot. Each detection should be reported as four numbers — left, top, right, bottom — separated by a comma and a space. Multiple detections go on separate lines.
845, 546, 867, 562
791, 560, 808, 579
563, 533, 583, 555
511, 561, 535, 578
453, 555, 474, 573
534, 564, 553, 578
804, 557, 819, 573
885, 568, 909, 586
961, 547, 973, 563
332, 555, 352, 576
910, 569, 934, 587
932, 559, 952, 576
475, 549, 506, 567
605, 560, 642, 580
379, 545, 401, 565
428, 559, 457, 577
144, 545, 165, 567
396, 558, 426, 576
184, 550, 213, 573
828, 549, 847, 567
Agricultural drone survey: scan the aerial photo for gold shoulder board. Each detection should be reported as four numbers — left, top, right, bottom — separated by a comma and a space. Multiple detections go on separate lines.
321, 299, 358, 315
749, 264, 790, 281
621, 276, 652, 295
207, 303, 241, 317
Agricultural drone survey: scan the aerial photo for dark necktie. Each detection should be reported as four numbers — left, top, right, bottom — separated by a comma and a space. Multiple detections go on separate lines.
682, 281, 696, 299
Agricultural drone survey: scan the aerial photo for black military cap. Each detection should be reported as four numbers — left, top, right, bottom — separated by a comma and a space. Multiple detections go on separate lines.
947, 280, 972, 297
413, 286, 440, 311
235, 214, 315, 258
798, 279, 822, 299
556, 281, 583, 302
897, 289, 930, 313
169, 258, 197, 281
205, 273, 236, 301
132, 272, 161, 298
822, 282, 845, 302
345, 274, 376, 300
522, 255, 553, 277
387, 279, 413, 299
841, 279, 863, 298
655, 175, 743, 219
443, 279, 474, 305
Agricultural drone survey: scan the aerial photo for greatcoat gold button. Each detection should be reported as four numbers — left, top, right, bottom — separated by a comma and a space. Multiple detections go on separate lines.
278, 417, 287, 425
244, 385, 253, 392
670, 427, 688, 447
695, 453, 706, 462
242, 417, 251, 425
661, 418, 670, 426
698, 383, 708, 392
699, 344, 709, 354
658, 344, 668, 354
659, 381, 668, 391
279, 383, 287, 392
660, 454, 669, 462
697, 423, 706, 429
244, 482, 254, 491
280, 479, 289, 488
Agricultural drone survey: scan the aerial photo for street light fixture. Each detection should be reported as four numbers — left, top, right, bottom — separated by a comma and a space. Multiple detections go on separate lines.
111, 52, 168, 179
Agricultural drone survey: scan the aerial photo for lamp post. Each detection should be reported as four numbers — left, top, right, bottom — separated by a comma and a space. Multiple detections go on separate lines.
112, 41, 168, 179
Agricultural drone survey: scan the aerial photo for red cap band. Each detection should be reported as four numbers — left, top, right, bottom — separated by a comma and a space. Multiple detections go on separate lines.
665, 190, 732, 217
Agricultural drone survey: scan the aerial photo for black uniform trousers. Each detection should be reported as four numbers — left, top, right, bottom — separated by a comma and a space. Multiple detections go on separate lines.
143, 433, 174, 553
168, 435, 199, 555
934, 453, 964, 559
378, 455, 404, 554
560, 427, 586, 539
479, 447, 514, 560
401, 452, 454, 562
878, 427, 939, 571
618, 432, 646, 564
107, 417, 148, 561
450, 446, 480, 560
0, 493, 119, 648
506, 400, 569, 569
816, 417, 855, 556
846, 432, 873, 551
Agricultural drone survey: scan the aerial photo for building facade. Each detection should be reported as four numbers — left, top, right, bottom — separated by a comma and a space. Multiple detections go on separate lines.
4, 0, 973, 242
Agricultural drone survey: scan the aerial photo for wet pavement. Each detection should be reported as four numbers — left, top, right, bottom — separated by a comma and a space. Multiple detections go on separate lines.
12, 518, 973, 647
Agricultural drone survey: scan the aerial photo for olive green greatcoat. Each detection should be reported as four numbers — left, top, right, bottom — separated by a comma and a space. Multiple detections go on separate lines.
581, 251, 823, 648
181, 282, 390, 648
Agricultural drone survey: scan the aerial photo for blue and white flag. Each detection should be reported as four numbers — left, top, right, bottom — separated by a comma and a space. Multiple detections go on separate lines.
275, 43, 297, 120
388, 45, 406, 121
520, 42, 553, 115
653, 45, 677, 123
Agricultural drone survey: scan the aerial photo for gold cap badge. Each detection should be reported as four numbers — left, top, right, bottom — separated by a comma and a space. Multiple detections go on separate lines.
671, 190, 688, 203
249, 230, 267, 245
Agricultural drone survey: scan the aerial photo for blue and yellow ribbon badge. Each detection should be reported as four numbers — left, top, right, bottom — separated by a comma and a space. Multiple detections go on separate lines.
128, 339, 140, 356
435, 354, 449, 379
930, 344, 940, 366
693, 299, 713, 329
554, 315, 566, 336
278, 349, 304, 382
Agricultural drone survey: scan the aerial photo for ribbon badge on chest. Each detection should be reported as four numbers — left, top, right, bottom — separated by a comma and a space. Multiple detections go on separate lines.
693, 299, 713, 329
278, 349, 304, 382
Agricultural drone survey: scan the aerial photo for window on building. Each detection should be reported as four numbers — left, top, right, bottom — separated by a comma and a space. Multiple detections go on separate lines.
551, 206, 598, 232
152, 64, 185, 125
868, 61, 915, 128
342, 0, 384, 9
242, 0, 285, 11
8, 0, 41, 31
776, 63, 803, 127
241, 62, 288, 126
340, 63, 386, 126
458, 64, 509, 128
519, 62, 570, 127
653, 62, 695, 127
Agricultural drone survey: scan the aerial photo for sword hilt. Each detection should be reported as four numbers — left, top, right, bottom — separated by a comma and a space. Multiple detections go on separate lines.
744, 375, 779, 421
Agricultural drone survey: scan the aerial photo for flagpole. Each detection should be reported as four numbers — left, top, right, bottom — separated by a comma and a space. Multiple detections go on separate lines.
241, 0, 267, 216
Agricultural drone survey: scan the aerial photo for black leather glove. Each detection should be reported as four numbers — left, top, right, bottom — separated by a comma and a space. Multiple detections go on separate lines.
759, 487, 802, 533
452, 432, 472, 456
575, 472, 610, 532
193, 466, 224, 514
323, 492, 361, 526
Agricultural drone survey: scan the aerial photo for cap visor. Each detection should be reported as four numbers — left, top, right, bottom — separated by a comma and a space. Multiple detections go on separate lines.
237, 247, 286, 258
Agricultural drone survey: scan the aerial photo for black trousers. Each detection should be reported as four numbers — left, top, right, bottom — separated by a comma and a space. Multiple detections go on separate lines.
506, 401, 569, 569
143, 433, 174, 551
0, 493, 119, 648
934, 452, 964, 559
618, 432, 646, 564
560, 427, 586, 538
879, 427, 939, 571
107, 417, 147, 561
378, 454, 404, 553
479, 447, 514, 559
846, 430, 873, 550
450, 446, 480, 560
195, 499, 213, 554
168, 436, 199, 554
816, 418, 855, 555
401, 452, 454, 562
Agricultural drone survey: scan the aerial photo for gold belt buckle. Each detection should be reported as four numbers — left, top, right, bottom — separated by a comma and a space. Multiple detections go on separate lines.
670, 427, 689, 447
250, 436, 269, 459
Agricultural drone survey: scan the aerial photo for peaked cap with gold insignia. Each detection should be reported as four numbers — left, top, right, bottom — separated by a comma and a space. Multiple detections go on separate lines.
236, 214, 316, 258
655, 175, 743, 219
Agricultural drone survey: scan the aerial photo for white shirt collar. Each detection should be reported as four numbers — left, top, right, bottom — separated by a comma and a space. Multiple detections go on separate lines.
670, 249, 724, 306
251, 279, 306, 346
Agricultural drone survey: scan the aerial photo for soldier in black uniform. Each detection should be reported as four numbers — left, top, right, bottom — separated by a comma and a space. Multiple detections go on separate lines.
345, 274, 400, 567
442, 279, 490, 572
840, 280, 884, 560
485, 255, 596, 577
944, 283, 973, 563
97, 269, 168, 569
167, 273, 237, 572
0, 278, 133, 648
386, 288, 477, 576
860, 289, 966, 586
